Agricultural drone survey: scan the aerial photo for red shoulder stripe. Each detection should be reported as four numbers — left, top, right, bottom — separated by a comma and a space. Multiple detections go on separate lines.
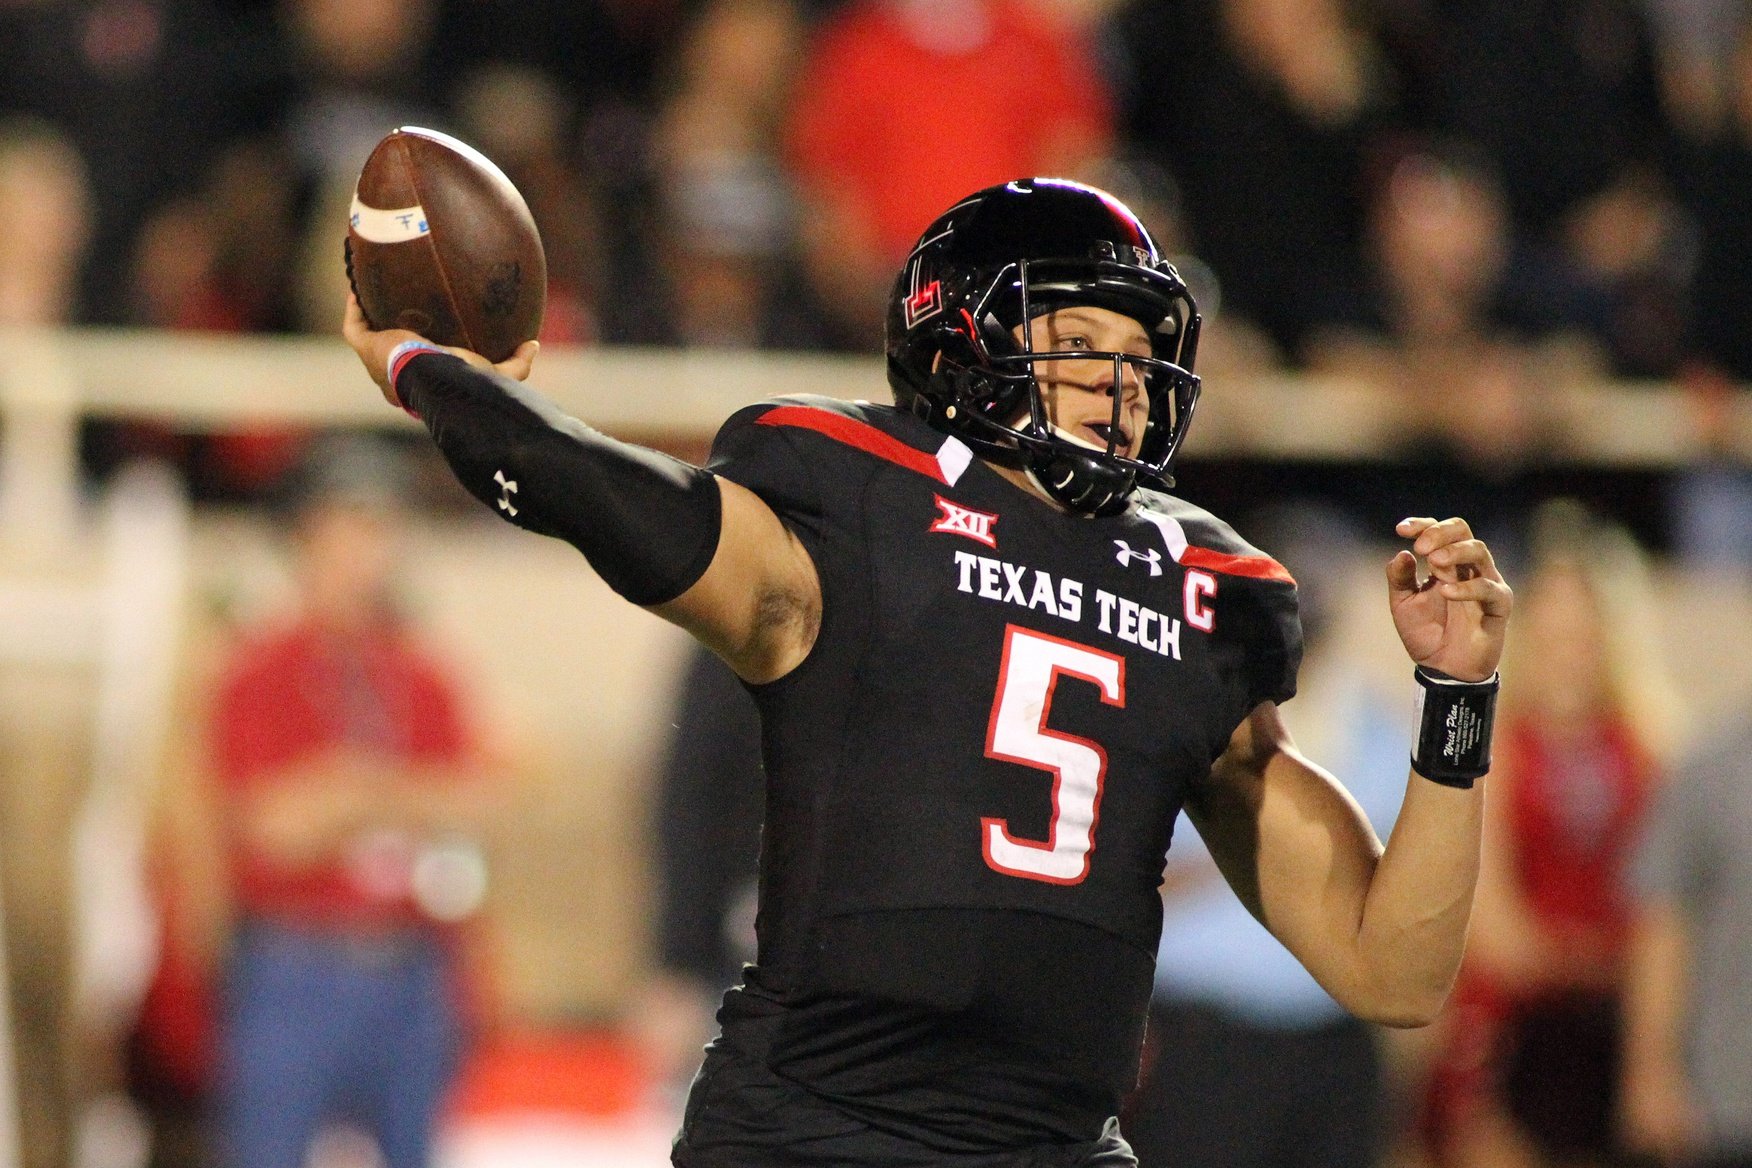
756, 405, 947, 484
1180, 544, 1295, 584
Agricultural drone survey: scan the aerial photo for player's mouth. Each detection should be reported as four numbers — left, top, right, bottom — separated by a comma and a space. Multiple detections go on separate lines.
1085, 421, 1132, 452
1051, 421, 1133, 455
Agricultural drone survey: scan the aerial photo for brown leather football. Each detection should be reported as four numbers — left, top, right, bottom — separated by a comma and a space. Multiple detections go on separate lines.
346, 127, 546, 362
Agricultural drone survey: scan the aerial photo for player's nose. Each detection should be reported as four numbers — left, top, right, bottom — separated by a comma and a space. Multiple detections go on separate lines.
1097, 359, 1144, 402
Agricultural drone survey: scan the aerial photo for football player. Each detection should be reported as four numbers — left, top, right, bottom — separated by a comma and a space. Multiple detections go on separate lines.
343, 177, 1512, 1168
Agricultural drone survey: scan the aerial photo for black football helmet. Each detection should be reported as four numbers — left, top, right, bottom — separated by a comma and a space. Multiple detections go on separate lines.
886, 177, 1202, 515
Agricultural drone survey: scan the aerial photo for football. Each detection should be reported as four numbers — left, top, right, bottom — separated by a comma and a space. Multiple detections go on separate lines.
346, 127, 546, 362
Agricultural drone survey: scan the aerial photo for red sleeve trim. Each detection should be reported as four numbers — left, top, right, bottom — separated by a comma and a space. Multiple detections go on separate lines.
1180, 544, 1295, 584
756, 405, 947, 484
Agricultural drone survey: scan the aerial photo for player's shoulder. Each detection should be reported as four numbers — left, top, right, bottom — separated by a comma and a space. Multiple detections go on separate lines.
720, 394, 923, 440
714, 394, 959, 476
1129, 488, 1295, 588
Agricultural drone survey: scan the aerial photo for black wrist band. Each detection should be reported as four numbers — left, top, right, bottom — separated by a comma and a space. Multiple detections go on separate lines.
1410, 666, 1500, 788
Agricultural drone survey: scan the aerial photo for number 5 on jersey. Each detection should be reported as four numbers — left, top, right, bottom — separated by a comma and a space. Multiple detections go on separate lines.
983, 625, 1126, 885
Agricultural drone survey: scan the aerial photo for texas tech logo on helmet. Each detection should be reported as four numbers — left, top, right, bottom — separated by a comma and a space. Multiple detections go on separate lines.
902, 264, 944, 329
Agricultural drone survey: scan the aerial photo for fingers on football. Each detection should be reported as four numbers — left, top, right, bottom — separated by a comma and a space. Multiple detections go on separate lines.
494, 340, 539, 382
342, 292, 368, 339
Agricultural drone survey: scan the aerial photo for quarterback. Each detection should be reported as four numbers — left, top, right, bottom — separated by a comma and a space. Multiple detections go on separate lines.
344, 178, 1511, 1167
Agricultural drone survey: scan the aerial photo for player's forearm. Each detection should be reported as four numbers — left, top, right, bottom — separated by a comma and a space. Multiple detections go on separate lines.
1350, 772, 1485, 1026
395, 350, 722, 606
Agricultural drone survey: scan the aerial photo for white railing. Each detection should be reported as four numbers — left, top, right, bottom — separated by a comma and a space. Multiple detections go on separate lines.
6, 325, 1751, 462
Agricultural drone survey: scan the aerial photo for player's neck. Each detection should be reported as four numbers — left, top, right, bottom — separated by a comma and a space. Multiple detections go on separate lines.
983, 459, 1074, 515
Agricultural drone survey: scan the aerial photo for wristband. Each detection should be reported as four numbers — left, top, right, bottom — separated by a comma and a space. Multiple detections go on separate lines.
1410, 666, 1499, 788
386, 340, 446, 414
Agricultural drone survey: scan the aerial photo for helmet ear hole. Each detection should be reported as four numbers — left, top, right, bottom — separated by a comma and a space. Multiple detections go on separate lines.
976, 311, 1013, 356
935, 320, 982, 371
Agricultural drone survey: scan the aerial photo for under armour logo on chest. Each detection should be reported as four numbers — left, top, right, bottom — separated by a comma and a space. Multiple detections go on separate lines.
1114, 539, 1163, 575
494, 470, 519, 516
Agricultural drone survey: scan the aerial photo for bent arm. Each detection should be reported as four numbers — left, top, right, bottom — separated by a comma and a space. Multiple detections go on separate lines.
1192, 701, 1484, 1027
369, 332, 819, 682
234, 750, 497, 868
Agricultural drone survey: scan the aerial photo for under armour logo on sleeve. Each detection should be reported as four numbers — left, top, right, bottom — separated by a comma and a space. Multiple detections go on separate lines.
494, 470, 519, 516
1113, 540, 1162, 576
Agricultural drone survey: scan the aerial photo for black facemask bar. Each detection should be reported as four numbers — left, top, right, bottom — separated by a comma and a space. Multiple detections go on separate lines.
954, 256, 1203, 487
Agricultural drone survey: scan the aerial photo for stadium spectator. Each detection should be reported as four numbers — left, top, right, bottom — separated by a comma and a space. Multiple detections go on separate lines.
1418, 500, 1684, 1168
207, 435, 500, 1168
0, 105, 97, 1168
0, 116, 93, 327
1620, 688, 1752, 1168
1641, 0, 1747, 138
634, 0, 831, 349
128, 139, 303, 335
0, 0, 281, 322
632, 644, 764, 1105
1302, 139, 1632, 541
452, 62, 608, 346
429, 0, 688, 123
1385, 0, 1670, 239
279, 0, 447, 338
1552, 164, 1695, 380
1671, 18, 1752, 384
1380, 2, 1697, 375
105, 138, 311, 498
1306, 140, 1523, 379
785, 0, 1115, 346
1111, 0, 1399, 363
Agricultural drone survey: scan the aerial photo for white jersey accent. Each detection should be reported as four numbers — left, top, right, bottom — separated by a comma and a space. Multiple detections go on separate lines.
936, 435, 973, 485
1134, 507, 1189, 564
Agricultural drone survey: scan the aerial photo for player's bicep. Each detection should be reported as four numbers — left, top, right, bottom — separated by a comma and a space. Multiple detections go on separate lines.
655, 476, 821, 685
1190, 701, 1384, 988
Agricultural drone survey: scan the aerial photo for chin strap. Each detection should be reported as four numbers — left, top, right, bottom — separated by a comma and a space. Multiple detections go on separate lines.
1025, 444, 1135, 516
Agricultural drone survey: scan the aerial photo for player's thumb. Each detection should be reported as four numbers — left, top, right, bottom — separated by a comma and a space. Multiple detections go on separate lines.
1385, 549, 1419, 595
497, 340, 539, 382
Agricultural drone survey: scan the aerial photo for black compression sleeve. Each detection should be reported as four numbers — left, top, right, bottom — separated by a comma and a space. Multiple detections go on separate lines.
396, 351, 722, 606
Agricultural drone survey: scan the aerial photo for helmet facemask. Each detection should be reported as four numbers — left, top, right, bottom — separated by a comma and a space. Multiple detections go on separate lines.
928, 255, 1202, 514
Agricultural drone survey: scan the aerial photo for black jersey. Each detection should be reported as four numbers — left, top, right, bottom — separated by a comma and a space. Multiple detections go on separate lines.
703, 397, 1301, 1149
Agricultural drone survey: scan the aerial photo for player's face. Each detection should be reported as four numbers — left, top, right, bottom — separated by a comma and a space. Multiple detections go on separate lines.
1013, 306, 1152, 459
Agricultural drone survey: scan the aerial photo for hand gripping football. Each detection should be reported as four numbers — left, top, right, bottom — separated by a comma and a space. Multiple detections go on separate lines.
346, 126, 546, 362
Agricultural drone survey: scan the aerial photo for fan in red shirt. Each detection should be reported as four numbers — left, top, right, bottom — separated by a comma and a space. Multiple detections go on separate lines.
784, 0, 1114, 343
1418, 500, 1685, 1168
207, 437, 497, 1168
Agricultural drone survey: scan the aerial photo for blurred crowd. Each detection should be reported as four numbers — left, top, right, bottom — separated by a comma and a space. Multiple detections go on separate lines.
2, 0, 1751, 481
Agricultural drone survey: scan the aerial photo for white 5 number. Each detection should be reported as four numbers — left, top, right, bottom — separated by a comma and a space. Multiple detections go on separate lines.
982, 624, 1126, 884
